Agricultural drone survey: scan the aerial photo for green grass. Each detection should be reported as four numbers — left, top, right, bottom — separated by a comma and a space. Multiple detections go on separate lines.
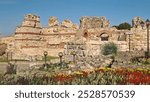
0, 57, 8, 62
0, 55, 59, 62
42, 56, 59, 61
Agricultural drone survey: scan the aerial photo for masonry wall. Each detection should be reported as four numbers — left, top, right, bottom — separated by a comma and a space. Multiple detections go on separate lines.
3, 14, 150, 60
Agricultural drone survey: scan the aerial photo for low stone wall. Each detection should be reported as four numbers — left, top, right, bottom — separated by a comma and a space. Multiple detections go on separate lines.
64, 42, 87, 62
116, 51, 145, 60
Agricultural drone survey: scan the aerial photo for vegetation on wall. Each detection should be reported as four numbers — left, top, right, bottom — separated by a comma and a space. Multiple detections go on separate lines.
113, 22, 131, 30
101, 42, 118, 56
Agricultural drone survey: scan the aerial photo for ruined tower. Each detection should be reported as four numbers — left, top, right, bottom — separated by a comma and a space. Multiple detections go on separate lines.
15, 14, 42, 35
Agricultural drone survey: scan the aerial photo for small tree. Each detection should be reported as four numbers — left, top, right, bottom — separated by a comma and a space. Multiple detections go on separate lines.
113, 22, 131, 30
117, 22, 131, 30
101, 42, 117, 55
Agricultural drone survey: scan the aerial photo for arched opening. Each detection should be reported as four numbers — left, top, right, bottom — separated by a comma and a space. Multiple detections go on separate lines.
100, 33, 109, 41
84, 32, 88, 38
40, 31, 42, 34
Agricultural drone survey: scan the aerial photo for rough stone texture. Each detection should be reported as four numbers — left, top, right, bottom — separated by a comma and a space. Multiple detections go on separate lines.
101, 57, 114, 68
6, 14, 78, 59
64, 41, 86, 63
48, 16, 59, 27
73, 51, 146, 69
80, 16, 110, 29
61, 19, 78, 29
73, 55, 114, 69
23, 14, 41, 28
132, 17, 145, 28
111, 51, 146, 68
0, 14, 149, 62
15, 14, 42, 35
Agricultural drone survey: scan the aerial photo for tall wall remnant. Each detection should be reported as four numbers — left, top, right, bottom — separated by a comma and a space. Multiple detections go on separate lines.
80, 17, 110, 29
132, 17, 145, 28
15, 14, 42, 34
48, 16, 59, 27
11, 14, 78, 60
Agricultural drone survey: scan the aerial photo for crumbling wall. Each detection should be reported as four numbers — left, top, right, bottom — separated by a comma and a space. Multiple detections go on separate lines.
4, 15, 150, 61
80, 16, 110, 29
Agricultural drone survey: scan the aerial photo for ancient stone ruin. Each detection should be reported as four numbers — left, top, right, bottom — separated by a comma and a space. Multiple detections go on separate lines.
0, 14, 149, 62
80, 16, 110, 29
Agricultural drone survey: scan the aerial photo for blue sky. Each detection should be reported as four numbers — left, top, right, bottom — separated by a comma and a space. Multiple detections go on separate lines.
0, 0, 149, 35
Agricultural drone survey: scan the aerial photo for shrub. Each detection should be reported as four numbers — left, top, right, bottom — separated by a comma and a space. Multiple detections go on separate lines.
113, 22, 131, 30
5, 62, 17, 74
101, 42, 117, 55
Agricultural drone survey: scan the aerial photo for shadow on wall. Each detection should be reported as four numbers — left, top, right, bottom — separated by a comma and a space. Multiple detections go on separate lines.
0, 43, 7, 56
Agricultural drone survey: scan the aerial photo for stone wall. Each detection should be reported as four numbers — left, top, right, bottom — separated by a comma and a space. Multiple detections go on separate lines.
23, 14, 41, 28
15, 27, 42, 34
130, 28, 148, 51
46, 16, 78, 34
64, 40, 87, 63
132, 17, 145, 28
2, 14, 150, 61
15, 14, 42, 35
80, 17, 110, 29
10, 14, 78, 59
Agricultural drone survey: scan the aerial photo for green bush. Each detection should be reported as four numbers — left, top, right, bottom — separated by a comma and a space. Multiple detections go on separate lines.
101, 42, 118, 55
113, 22, 131, 30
